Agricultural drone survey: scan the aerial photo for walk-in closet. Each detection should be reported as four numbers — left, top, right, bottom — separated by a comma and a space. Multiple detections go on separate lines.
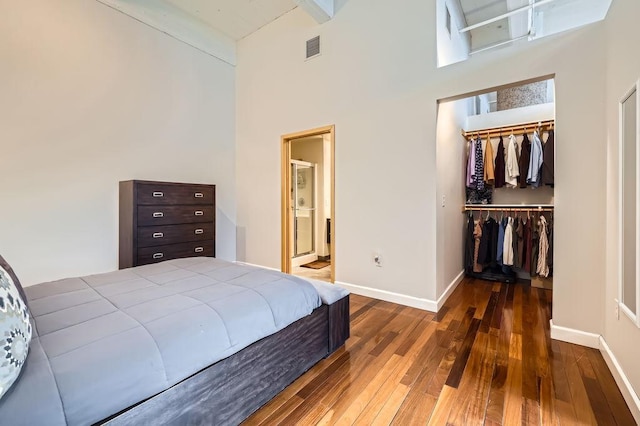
436, 78, 555, 291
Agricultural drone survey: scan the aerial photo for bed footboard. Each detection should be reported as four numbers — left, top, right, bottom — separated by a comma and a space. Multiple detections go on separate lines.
328, 295, 350, 354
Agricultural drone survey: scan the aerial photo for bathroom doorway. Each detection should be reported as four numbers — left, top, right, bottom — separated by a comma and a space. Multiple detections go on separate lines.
281, 125, 335, 283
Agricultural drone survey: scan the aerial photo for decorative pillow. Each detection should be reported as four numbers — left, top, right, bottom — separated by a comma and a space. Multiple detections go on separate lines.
0, 259, 32, 399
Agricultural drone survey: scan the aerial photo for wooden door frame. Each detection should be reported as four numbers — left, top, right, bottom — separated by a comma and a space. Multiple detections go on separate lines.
281, 125, 335, 282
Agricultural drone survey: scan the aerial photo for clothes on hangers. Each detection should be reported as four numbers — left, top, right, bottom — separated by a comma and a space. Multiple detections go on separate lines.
494, 137, 506, 188
474, 137, 485, 191
503, 217, 514, 266
531, 215, 540, 276
464, 213, 475, 270
523, 218, 533, 273
484, 138, 495, 185
497, 217, 505, 265
542, 130, 555, 187
473, 217, 483, 273
514, 217, 523, 268
466, 139, 476, 188
519, 134, 531, 188
537, 215, 550, 277
527, 131, 544, 187
505, 135, 520, 188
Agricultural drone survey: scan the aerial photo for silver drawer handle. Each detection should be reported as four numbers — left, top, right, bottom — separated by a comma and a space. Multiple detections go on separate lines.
153, 212, 164, 218
152, 232, 164, 238
195, 211, 204, 216
194, 229, 204, 235
153, 253, 164, 259
152, 192, 164, 198
194, 192, 204, 198
194, 247, 204, 253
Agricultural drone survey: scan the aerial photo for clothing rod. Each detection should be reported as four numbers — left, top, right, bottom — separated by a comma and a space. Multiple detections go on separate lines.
463, 206, 554, 212
461, 119, 555, 139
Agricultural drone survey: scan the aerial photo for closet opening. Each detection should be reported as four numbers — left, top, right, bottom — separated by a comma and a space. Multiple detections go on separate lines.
436, 76, 556, 296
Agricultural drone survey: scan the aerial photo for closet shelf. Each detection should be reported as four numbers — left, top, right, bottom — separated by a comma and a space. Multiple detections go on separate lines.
463, 204, 554, 212
462, 119, 555, 139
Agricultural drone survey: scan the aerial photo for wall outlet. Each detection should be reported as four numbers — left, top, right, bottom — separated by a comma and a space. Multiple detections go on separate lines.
441, 195, 446, 207
614, 299, 620, 320
373, 253, 382, 267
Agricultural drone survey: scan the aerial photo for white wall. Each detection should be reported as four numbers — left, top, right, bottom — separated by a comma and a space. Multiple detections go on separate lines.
604, 0, 640, 417
0, 0, 236, 285
236, 0, 607, 325
435, 98, 469, 298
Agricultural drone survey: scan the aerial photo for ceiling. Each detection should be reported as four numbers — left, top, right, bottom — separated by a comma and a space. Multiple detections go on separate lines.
456, 0, 612, 53
163, 0, 298, 40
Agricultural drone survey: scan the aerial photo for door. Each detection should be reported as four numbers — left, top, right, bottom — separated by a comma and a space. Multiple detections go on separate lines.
292, 161, 315, 257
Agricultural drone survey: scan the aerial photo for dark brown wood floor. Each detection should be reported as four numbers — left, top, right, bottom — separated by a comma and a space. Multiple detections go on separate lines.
244, 279, 636, 425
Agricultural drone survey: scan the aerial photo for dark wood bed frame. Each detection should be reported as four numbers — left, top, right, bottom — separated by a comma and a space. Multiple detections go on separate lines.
100, 295, 349, 425
107, 180, 349, 425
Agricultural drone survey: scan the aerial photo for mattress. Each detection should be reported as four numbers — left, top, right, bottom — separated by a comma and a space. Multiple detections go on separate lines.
0, 257, 322, 425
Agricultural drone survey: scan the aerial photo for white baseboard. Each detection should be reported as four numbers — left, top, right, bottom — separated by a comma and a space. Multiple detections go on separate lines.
437, 270, 465, 311
549, 320, 600, 349
334, 281, 437, 312
599, 337, 640, 423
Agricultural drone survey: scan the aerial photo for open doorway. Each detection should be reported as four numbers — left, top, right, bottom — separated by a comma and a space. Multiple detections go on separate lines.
281, 125, 335, 283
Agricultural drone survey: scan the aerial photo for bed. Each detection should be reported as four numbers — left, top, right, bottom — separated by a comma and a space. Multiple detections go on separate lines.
0, 256, 349, 425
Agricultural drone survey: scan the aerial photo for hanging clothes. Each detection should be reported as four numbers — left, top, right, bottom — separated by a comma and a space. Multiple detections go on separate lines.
527, 130, 544, 187
523, 218, 533, 273
466, 138, 476, 188
519, 134, 531, 188
505, 135, 520, 188
537, 215, 550, 277
474, 137, 485, 191
496, 217, 505, 265
503, 217, 514, 266
494, 137, 506, 188
531, 216, 540, 277
464, 213, 475, 271
484, 138, 495, 185
542, 130, 555, 187
547, 215, 554, 272
473, 218, 483, 273
486, 217, 499, 267
514, 218, 523, 268
478, 216, 494, 266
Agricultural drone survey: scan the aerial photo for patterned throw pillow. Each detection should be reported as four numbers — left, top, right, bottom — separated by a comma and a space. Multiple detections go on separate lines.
0, 263, 31, 399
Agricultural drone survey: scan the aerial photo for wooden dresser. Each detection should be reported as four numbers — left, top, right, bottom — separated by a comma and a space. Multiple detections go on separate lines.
119, 180, 216, 269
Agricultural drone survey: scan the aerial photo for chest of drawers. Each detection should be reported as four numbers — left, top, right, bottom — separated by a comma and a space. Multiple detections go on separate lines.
119, 180, 216, 268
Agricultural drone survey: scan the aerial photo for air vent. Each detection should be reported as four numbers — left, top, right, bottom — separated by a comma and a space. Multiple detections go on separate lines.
306, 36, 321, 59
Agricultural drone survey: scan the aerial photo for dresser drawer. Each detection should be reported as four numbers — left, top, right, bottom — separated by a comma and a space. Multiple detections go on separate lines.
138, 206, 214, 226
137, 241, 215, 266
137, 223, 214, 247
136, 183, 214, 206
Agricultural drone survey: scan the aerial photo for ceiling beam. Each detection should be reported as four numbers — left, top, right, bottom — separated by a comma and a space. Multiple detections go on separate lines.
95, 0, 236, 65
294, 0, 334, 24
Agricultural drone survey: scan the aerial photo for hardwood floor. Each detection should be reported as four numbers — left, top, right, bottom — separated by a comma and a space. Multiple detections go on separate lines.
244, 278, 636, 425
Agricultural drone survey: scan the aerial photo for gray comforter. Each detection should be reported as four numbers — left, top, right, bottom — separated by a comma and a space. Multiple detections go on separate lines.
0, 257, 322, 425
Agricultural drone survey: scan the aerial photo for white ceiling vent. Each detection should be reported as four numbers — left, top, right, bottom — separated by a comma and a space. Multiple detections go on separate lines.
306, 36, 321, 59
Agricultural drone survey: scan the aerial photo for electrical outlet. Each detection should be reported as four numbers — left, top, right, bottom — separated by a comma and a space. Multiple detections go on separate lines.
614, 299, 620, 320
441, 195, 446, 207
373, 253, 382, 267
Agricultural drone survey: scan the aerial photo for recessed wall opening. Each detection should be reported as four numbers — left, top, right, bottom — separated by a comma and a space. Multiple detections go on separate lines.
435, 76, 556, 298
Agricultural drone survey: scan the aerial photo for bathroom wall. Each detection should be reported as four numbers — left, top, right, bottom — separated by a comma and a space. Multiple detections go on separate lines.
291, 137, 330, 257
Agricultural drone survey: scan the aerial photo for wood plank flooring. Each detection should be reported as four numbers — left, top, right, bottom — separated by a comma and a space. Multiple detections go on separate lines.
244, 278, 636, 425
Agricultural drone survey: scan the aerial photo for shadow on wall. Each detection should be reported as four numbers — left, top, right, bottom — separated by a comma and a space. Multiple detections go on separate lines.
236, 226, 246, 262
